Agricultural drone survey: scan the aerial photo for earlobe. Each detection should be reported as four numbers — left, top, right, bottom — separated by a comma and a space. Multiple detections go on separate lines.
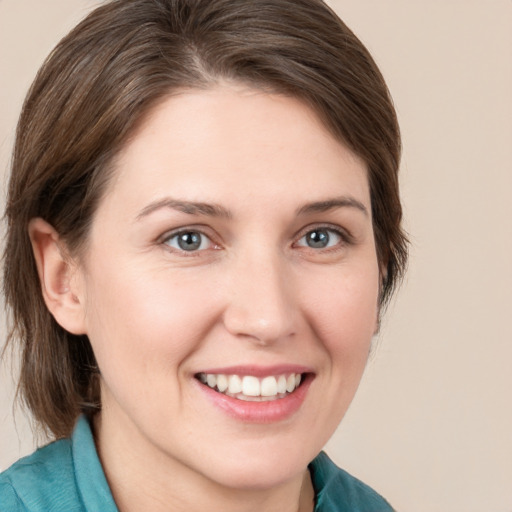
28, 218, 87, 335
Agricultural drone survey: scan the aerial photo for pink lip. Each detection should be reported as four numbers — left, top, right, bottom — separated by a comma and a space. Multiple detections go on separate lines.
194, 368, 314, 424
196, 364, 313, 377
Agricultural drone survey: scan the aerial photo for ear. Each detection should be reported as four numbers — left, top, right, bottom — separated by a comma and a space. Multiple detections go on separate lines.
28, 218, 87, 335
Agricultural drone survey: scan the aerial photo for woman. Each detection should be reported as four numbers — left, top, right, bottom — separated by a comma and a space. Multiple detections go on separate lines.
1, 0, 407, 510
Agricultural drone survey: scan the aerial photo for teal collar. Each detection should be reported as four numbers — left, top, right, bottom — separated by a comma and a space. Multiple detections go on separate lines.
72, 416, 118, 511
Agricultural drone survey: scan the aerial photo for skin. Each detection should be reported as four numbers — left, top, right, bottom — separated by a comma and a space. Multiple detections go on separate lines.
31, 85, 381, 512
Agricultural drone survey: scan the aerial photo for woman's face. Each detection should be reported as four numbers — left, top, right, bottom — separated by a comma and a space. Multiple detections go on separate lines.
75, 85, 380, 490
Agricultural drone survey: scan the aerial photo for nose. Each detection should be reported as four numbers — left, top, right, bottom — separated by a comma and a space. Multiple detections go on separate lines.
222, 252, 298, 346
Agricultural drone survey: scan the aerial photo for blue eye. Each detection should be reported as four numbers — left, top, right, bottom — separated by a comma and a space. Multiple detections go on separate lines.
297, 228, 342, 249
164, 231, 212, 252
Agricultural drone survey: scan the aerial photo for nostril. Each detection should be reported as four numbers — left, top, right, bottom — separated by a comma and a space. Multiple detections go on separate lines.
222, 310, 297, 346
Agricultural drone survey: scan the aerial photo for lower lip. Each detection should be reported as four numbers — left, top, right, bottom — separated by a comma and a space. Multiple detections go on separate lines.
196, 374, 313, 424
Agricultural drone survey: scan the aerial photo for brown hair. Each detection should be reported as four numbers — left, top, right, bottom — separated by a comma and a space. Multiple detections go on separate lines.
3, 0, 408, 438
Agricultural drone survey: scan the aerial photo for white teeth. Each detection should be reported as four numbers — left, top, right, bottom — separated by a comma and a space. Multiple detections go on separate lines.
206, 374, 217, 388
261, 376, 278, 397
277, 375, 287, 394
242, 376, 260, 396
199, 372, 304, 400
228, 375, 243, 394
216, 374, 228, 392
286, 374, 296, 393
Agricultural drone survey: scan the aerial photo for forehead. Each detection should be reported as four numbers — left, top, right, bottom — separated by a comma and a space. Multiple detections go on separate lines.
99, 85, 370, 218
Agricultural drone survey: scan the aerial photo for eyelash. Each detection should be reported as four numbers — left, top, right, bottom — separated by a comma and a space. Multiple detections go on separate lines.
160, 224, 353, 255
293, 224, 353, 252
160, 227, 219, 255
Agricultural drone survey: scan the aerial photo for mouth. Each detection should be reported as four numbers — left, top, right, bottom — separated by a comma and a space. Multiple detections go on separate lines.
195, 372, 306, 402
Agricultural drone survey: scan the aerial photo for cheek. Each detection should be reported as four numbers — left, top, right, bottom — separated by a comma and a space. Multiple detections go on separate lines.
301, 265, 380, 362
82, 261, 221, 385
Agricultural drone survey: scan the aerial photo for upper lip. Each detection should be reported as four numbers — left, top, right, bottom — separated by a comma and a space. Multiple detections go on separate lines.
195, 364, 314, 378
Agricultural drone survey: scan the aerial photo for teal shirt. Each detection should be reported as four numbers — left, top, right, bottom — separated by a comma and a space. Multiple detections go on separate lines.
0, 417, 393, 511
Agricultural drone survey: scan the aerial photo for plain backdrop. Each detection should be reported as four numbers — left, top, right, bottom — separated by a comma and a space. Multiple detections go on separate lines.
1, 1, 511, 511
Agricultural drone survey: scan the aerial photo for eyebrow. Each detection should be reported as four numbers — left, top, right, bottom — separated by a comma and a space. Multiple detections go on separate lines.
136, 198, 233, 221
136, 195, 368, 222
296, 196, 368, 216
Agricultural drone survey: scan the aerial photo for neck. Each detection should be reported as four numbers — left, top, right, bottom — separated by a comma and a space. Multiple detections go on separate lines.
93, 413, 315, 512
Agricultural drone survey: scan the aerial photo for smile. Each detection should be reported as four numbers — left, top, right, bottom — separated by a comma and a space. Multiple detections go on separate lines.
196, 373, 303, 401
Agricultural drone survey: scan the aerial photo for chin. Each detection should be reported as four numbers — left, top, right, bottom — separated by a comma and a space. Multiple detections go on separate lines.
189, 437, 318, 491
208, 458, 307, 491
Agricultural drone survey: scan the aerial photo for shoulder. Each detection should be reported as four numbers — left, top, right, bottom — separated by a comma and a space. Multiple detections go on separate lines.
310, 452, 394, 512
0, 416, 117, 512
0, 437, 83, 511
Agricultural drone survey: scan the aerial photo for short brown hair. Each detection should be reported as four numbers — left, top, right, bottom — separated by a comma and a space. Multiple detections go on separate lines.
3, 0, 408, 438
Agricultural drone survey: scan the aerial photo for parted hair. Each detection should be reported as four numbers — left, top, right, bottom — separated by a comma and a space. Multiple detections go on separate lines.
2, 0, 408, 438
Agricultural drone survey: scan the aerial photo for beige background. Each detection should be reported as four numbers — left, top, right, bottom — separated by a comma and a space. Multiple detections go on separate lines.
1, 1, 511, 511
